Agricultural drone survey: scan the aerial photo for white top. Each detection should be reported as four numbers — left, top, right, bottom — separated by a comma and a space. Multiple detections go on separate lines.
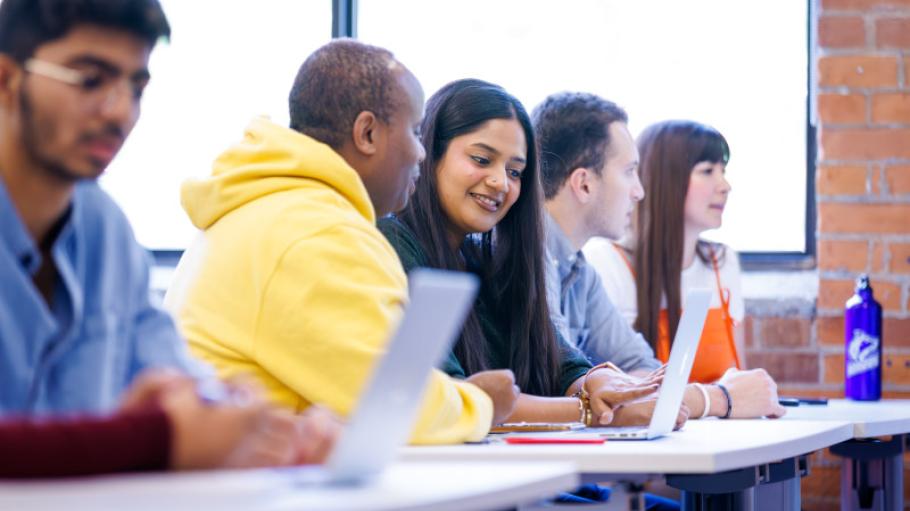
781, 399, 910, 438
582, 238, 745, 324
402, 419, 854, 475
0, 461, 578, 511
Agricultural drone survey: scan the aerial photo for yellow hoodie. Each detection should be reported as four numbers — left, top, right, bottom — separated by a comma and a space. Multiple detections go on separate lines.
176, 117, 492, 444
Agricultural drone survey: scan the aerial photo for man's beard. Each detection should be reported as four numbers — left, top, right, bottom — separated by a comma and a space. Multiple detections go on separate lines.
19, 83, 88, 184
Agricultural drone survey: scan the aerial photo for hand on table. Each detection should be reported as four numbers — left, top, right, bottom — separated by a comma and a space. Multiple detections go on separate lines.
466, 369, 521, 425
584, 363, 663, 426
717, 368, 787, 419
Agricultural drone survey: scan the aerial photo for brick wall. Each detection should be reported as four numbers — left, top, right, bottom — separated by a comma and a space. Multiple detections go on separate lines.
744, 1, 910, 508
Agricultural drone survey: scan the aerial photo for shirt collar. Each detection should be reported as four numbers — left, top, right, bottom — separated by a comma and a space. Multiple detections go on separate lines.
0, 176, 42, 275
544, 212, 584, 273
0, 177, 81, 277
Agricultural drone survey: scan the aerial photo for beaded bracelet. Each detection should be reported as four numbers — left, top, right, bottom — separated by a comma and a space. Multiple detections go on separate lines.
573, 392, 594, 427
576, 361, 624, 427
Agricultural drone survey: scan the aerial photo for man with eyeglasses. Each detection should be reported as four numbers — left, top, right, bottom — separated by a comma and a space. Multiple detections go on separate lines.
0, 1, 347, 476
0, 0, 210, 414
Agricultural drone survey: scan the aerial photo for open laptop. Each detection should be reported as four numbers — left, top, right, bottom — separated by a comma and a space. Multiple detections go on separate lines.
288, 268, 478, 485
596, 288, 712, 440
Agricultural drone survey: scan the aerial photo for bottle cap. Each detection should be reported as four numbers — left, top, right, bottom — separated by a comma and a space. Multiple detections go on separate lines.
855, 274, 870, 291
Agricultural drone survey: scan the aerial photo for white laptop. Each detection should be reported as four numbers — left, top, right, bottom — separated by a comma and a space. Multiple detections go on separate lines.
289, 268, 479, 485
596, 288, 712, 440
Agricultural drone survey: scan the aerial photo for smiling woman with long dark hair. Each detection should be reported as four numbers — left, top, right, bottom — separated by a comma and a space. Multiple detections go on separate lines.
379, 79, 664, 427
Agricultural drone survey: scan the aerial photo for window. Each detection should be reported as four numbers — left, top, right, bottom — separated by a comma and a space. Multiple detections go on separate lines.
104, 0, 810, 261
359, 0, 810, 256
100, 0, 332, 250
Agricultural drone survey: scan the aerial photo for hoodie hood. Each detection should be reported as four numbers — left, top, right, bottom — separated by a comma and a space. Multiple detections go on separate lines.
181, 117, 375, 230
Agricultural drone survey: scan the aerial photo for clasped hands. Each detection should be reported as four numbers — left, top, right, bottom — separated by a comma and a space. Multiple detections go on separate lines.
578, 362, 687, 428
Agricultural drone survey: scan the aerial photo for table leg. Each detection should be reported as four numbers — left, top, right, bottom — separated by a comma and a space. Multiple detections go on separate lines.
666, 466, 760, 511
754, 456, 808, 511
830, 434, 905, 511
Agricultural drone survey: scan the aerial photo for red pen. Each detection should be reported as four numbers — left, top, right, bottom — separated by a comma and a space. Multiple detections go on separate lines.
505, 436, 606, 445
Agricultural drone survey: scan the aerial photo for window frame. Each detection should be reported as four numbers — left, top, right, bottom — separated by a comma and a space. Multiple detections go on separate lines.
738, 0, 816, 272
152, 0, 816, 272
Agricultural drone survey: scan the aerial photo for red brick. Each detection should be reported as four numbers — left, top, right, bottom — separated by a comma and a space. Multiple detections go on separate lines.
820, 16, 867, 48
871, 167, 883, 195
818, 315, 846, 346
822, 0, 910, 9
883, 317, 910, 347
818, 203, 910, 235
760, 317, 812, 348
743, 316, 755, 348
818, 278, 904, 311
818, 280, 855, 310
875, 281, 905, 312
818, 239, 869, 272
821, 128, 910, 159
802, 499, 841, 511
818, 165, 867, 194
818, 56, 898, 87
824, 353, 845, 383
885, 165, 910, 193
872, 240, 886, 271
818, 316, 909, 347
876, 17, 910, 48
802, 465, 841, 500
890, 242, 910, 273
871, 93, 910, 123
748, 352, 819, 383
883, 389, 910, 398
819, 93, 867, 124
884, 354, 910, 384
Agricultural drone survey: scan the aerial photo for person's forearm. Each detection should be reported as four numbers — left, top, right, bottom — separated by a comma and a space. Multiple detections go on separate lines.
504, 394, 581, 423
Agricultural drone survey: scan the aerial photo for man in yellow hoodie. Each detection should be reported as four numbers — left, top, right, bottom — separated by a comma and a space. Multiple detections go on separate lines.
171, 39, 517, 444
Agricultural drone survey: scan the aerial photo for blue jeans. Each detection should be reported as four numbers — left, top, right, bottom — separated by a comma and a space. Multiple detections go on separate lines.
556, 483, 679, 511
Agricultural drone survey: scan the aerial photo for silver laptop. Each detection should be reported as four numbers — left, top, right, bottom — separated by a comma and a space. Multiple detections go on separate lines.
597, 288, 712, 440
292, 268, 478, 484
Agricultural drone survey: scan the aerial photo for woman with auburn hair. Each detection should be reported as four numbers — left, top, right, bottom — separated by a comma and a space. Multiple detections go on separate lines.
584, 120, 786, 417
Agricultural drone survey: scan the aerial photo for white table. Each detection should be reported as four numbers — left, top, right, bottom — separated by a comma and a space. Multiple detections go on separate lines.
0, 461, 579, 511
782, 399, 910, 437
782, 399, 910, 511
403, 419, 854, 510
403, 419, 852, 473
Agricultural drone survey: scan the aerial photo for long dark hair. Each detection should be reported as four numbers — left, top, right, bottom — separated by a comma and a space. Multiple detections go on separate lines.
399, 79, 561, 396
633, 120, 730, 348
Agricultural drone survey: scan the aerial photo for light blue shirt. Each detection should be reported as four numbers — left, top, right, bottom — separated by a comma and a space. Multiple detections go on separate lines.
0, 179, 207, 415
544, 213, 661, 373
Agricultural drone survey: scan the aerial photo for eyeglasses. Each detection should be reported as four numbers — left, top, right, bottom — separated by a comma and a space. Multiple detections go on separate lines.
23, 58, 148, 109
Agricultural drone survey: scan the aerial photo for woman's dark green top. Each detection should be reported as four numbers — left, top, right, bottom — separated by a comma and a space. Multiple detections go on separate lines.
378, 215, 591, 397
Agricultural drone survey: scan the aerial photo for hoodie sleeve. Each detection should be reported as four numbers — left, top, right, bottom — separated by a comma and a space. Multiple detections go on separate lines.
252, 225, 492, 444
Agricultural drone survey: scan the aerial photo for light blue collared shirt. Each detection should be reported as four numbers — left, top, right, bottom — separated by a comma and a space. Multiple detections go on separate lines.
544, 213, 661, 373
0, 179, 208, 415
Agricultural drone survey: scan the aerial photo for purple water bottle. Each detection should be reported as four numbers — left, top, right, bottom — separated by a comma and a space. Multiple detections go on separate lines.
844, 274, 882, 401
